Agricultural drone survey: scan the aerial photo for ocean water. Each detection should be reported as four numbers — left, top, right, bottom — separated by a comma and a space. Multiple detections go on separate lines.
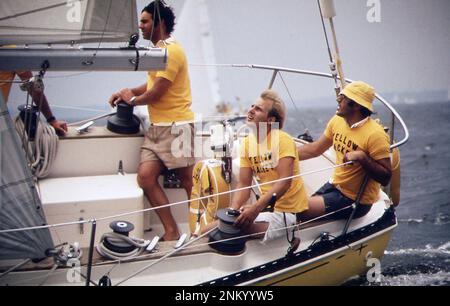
285, 101, 450, 286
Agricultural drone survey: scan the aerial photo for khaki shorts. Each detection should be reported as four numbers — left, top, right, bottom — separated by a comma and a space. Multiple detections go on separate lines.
140, 123, 196, 170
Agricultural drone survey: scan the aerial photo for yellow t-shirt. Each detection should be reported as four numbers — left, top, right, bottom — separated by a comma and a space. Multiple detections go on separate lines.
0, 71, 16, 102
240, 129, 308, 213
324, 115, 390, 204
146, 40, 194, 124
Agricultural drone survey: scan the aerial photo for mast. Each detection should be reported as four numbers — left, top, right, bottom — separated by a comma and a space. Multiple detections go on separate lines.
319, 0, 346, 91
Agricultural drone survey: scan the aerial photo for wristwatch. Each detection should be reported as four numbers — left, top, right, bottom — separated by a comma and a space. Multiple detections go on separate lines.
130, 96, 137, 106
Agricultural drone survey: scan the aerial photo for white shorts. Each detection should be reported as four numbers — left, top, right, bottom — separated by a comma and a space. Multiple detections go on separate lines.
254, 212, 297, 243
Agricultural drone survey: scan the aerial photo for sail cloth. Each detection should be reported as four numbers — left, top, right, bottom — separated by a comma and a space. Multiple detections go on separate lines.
0, 96, 54, 260
174, 0, 222, 116
0, 0, 138, 45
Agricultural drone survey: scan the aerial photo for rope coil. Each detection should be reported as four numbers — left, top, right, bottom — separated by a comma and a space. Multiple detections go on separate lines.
15, 116, 58, 178
96, 232, 150, 260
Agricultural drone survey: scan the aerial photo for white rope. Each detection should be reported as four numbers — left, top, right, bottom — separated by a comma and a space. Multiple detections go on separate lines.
67, 111, 116, 127
38, 264, 58, 286
0, 161, 353, 234
96, 232, 150, 261
15, 116, 58, 179
190, 63, 236, 67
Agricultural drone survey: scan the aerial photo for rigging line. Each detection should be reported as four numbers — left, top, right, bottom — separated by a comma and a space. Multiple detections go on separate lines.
115, 226, 217, 286
113, 0, 128, 33
317, 0, 339, 90
317, 0, 334, 64
190, 63, 235, 67
0, 162, 353, 234
0, 259, 32, 279
1, 261, 94, 286
278, 72, 307, 131
0, 218, 92, 234
51, 105, 110, 113
90, 0, 114, 59
3, 264, 95, 286
156, 0, 164, 45
44, 72, 92, 79
67, 111, 116, 126
141, 0, 158, 54
144, 0, 162, 51
0, 80, 23, 84
279, 72, 298, 112
38, 264, 58, 286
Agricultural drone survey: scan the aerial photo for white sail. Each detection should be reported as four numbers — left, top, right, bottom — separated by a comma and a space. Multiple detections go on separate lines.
0, 0, 138, 45
174, 0, 221, 116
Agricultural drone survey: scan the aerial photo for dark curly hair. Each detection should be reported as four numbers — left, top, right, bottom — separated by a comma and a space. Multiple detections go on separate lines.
142, 1, 176, 35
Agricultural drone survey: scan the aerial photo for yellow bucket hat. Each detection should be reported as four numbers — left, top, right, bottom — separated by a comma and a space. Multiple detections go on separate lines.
340, 81, 375, 112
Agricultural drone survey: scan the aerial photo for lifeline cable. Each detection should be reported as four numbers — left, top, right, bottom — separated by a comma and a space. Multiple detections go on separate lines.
0, 161, 353, 234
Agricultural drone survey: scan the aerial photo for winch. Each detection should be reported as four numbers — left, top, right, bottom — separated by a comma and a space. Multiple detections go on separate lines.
107, 102, 140, 134
208, 208, 246, 254
18, 104, 39, 140
96, 221, 150, 260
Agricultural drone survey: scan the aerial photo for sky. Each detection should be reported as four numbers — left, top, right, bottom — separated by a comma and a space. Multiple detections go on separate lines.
7, 0, 450, 118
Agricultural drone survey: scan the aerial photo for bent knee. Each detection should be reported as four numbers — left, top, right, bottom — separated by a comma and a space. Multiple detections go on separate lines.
137, 169, 160, 188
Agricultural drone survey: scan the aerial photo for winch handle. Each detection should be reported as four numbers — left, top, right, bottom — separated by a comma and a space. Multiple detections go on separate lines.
226, 208, 241, 217
263, 193, 277, 213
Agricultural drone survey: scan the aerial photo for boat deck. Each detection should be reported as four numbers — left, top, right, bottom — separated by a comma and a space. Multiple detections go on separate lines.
1, 218, 331, 273
0, 237, 218, 272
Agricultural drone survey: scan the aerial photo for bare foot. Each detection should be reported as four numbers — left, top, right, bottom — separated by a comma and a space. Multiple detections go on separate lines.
161, 232, 180, 241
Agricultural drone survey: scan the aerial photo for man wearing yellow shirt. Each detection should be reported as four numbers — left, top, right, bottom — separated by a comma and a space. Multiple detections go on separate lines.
230, 90, 308, 241
0, 70, 67, 136
108, 1, 194, 241
297, 81, 392, 221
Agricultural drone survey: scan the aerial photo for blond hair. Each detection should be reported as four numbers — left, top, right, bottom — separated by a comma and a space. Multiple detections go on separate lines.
260, 89, 286, 129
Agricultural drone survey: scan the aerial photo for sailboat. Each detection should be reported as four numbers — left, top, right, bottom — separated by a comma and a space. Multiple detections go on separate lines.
0, 0, 409, 286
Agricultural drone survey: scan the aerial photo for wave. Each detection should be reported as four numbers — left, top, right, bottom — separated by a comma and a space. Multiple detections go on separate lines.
343, 269, 450, 286
384, 242, 450, 256
379, 271, 450, 286
397, 213, 450, 226
398, 218, 424, 224
434, 213, 450, 225
344, 243, 450, 286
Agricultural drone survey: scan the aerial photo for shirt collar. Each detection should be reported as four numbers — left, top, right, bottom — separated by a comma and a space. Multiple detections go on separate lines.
350, 117, 369, 129
156, 36, 176, 47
